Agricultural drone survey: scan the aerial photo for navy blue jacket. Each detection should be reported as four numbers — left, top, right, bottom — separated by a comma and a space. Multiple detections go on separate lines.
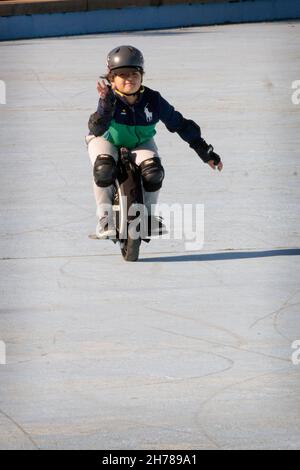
88, 85, 203, 150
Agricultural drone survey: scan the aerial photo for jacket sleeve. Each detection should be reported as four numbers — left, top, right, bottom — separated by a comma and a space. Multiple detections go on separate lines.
88, 89, 116, 136
158, 93, 202, 146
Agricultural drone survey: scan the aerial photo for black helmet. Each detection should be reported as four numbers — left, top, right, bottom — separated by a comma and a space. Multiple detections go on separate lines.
107, 45, 144, 72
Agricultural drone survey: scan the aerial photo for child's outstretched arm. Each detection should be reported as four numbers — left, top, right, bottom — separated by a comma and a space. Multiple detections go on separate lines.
88, 80, 116, 137
158, 93, 223, 172
190, 137, 223, 172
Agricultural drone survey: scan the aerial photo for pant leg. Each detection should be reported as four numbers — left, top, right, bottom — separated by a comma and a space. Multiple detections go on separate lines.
133, 139, 161, 214
85, 135, 119, 220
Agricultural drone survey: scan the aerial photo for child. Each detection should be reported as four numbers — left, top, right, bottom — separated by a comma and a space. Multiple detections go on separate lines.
86, 45, 223, 239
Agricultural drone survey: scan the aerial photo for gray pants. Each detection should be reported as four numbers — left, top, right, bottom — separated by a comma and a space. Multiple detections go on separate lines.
85, 135, 161, 220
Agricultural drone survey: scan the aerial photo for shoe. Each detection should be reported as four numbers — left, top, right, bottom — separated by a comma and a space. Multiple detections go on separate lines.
147, 215, 168, 236
95, 216, 116, 239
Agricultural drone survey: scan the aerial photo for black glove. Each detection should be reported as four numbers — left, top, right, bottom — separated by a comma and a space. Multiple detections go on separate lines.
88, 86, 116, 136
100, 85, 116, 112
190, 138, 221, 165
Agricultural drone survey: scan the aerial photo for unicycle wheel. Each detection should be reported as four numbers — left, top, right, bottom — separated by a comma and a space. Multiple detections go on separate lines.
121, 235, 141, 262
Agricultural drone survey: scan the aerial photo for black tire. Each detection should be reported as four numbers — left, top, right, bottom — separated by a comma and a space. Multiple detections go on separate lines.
121, 233, 141, 262
113, 189, 141, 262
114, 149, 143, 262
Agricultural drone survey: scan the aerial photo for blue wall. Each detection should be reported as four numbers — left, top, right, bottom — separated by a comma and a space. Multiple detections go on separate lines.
0, 0, 299, 41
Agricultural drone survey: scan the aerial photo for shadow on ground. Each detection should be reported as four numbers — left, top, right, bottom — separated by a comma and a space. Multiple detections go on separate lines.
140, 248, 300, 263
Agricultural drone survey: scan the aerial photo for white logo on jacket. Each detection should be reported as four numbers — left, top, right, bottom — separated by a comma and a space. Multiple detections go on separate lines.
144, 104, 153, 122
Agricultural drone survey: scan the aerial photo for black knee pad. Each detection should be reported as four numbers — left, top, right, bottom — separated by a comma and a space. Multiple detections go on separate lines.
140, 157, 165, 192
93, 154, 117, 188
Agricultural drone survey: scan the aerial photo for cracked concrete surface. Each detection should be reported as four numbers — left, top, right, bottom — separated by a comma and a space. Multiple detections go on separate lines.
0, 21, 300, 449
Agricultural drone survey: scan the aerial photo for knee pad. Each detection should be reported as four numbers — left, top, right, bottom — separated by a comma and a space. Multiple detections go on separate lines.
140, 157, 165, 192
93, 154, 117, 188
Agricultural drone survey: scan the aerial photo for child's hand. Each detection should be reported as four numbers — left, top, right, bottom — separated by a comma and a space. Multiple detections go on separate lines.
207, 159, 223, 171
96, 79, 115, 99
190, 138, 223, 171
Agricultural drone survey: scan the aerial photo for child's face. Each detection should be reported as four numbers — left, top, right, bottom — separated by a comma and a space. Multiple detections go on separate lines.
111, 68, 142, 94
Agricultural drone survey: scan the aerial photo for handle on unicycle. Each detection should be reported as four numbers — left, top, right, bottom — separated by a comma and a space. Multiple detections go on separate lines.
120, 147, 130, 160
